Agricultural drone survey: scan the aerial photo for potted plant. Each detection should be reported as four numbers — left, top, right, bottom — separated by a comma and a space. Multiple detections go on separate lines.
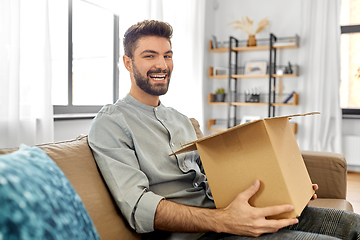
215, 88, 226, 102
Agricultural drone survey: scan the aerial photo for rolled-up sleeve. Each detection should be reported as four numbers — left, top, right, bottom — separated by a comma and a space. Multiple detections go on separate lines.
88, 111, 164, 233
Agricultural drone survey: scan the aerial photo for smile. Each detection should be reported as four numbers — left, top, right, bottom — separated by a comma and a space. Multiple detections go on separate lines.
149, 74, 167, 81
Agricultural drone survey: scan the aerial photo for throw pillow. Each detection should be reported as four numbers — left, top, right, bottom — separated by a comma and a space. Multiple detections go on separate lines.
0, 145, 100, 240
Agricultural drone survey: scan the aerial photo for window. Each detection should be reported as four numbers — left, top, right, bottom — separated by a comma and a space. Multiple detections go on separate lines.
49, 0, 119, 115
340, 0, 360, 117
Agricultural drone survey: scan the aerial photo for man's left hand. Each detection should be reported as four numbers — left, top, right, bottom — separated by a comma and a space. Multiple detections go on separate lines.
311, 184, 318, 201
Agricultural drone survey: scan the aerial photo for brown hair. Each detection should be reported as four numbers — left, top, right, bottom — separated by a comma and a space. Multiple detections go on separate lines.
123, 20, 173, 59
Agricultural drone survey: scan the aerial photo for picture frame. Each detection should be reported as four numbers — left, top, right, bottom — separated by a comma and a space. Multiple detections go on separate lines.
244, 61, 267, 75
240, 116, 261, 125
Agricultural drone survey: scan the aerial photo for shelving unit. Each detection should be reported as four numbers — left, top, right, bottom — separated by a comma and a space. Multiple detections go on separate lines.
208, 34, 300, 133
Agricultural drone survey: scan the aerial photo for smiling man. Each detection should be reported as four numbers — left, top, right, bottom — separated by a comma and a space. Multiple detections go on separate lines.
88, 20, 360, 240
124, 35, 173, 106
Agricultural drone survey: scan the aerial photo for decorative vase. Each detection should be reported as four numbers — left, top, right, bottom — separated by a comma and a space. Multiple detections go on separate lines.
215, 93, 226, 102
247, 35, 257, 47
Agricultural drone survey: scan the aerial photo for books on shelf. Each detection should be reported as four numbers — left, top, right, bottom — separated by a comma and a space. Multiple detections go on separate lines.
283, 91, 296, 103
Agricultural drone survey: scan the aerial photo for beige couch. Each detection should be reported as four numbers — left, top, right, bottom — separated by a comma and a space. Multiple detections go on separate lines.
0, 125, 353, 240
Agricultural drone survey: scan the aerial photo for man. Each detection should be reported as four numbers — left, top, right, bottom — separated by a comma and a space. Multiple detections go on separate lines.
88, 20, 360, 240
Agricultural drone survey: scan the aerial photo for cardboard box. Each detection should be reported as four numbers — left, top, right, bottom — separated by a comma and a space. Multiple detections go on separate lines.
172, 112, 319, 219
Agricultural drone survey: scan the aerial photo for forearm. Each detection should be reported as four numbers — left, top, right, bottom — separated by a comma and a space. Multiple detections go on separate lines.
153, 180, 300, 237
154, 199, 225, 233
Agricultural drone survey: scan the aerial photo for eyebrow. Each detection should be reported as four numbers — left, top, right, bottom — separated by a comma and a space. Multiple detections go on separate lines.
139, 50, 173, 55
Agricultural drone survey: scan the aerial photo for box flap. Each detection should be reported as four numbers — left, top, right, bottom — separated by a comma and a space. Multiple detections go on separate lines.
171, 111, 320, 156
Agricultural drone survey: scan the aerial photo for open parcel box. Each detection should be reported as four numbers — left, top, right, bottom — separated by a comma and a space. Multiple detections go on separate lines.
173, 112, 319, 219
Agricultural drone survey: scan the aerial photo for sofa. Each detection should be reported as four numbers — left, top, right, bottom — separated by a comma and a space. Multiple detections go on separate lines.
0, 120, 353, 240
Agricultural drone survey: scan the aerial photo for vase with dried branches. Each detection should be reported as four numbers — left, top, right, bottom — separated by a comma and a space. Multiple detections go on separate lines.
228, 17, 269, 47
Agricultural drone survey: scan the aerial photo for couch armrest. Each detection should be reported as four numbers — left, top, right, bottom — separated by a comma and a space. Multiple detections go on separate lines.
190, 118, 204, 139
301, 151, 347, 199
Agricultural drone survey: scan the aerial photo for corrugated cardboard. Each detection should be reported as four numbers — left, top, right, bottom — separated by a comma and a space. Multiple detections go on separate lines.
172, 112, 319, 219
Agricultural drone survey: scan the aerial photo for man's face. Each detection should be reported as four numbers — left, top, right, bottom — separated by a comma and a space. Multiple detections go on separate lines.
131, 36, 173, 96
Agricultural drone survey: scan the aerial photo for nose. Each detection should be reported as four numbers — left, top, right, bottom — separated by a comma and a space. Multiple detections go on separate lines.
155, 56, 168, 69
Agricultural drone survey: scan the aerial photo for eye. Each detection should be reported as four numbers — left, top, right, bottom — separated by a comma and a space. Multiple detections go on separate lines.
144, 55, 154, 58
164, 55, 172, 59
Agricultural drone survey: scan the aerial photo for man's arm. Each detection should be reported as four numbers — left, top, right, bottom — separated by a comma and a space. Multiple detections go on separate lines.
154, 180, 299, 237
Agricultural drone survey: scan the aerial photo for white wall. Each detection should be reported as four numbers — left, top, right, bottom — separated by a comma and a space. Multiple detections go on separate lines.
54, 119, 93, 142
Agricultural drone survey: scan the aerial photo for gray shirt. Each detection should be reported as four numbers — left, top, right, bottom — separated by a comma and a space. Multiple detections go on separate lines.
88, 94, 214, 236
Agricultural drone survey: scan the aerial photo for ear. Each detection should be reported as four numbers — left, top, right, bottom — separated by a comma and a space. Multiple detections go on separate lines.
123, 55, 133, 72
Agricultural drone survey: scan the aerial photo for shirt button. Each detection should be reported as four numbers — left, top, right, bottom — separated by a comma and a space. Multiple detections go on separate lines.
170, 143, 175, 147
194, 182, 199, 187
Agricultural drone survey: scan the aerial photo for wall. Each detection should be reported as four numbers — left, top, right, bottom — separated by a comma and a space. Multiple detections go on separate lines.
342, 118, 360, 171
54, 119, 93, 142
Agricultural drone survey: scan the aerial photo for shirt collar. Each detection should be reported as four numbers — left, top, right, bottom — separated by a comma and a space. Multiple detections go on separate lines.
120, 93, 164, 112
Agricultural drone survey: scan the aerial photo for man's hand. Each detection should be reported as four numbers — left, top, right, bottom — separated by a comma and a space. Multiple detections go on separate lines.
154, 180, 299, 238
217, 180, 299, 237
311, 184, 318, 200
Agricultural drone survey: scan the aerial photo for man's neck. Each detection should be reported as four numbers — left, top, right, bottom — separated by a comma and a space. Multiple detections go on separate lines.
129, 89, 160, 107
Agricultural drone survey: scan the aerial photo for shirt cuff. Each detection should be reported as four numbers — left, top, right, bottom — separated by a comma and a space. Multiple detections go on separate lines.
134, 191, 164, 233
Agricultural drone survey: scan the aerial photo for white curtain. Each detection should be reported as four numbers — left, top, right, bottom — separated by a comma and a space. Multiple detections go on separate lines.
0, 0, 54, 148
297, 0, 342, 153
159, 0, 206, 126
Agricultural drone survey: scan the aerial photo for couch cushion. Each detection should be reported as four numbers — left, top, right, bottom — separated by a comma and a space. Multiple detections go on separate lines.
302, 151, 347, 199
0, 145, 100, 240
0, 136, 140, 240
308, 199, 354, 212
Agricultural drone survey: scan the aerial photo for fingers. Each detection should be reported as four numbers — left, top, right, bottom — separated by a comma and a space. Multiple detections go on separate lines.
240, 180, 260, 200
254, 206, 299, 232
311, 193, 318, 200
311, 184, 318, 200
264, 217, 299, 230
259, 204, 295, 218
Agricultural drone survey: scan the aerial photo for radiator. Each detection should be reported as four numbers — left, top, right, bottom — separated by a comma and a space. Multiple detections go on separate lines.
343, 135, 360, 166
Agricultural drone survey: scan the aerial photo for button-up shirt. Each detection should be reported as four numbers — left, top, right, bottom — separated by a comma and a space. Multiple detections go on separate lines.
88, 94, 214, 236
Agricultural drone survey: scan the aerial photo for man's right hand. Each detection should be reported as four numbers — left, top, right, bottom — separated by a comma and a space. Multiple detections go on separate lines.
217, 180, 299, 237
154, 180, 298, 237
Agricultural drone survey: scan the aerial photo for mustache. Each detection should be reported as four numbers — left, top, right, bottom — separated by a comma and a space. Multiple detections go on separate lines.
147, 68, 171, 76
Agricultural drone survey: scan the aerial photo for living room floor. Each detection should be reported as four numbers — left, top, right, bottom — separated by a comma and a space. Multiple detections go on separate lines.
347, 172, 360, 214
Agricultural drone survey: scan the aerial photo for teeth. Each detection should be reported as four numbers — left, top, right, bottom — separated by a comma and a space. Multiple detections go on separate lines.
150, 74, 166, 80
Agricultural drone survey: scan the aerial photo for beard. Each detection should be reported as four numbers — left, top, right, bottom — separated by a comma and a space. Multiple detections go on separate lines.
132, 63, 171, 96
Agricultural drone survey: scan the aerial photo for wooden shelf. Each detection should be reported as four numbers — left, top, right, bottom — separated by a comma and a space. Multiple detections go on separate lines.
208, 94, 227, 105
209, 40, 228, 53
231, 102, 268, 106
208, 93, 299, 106
274, 93, 299, 106
208, 67, 298, 79
209, 40, 298, 53
233, 73, 298, 78
233, 74, 268, 78
233, 45, 270, 51
208, 67, 228, 79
